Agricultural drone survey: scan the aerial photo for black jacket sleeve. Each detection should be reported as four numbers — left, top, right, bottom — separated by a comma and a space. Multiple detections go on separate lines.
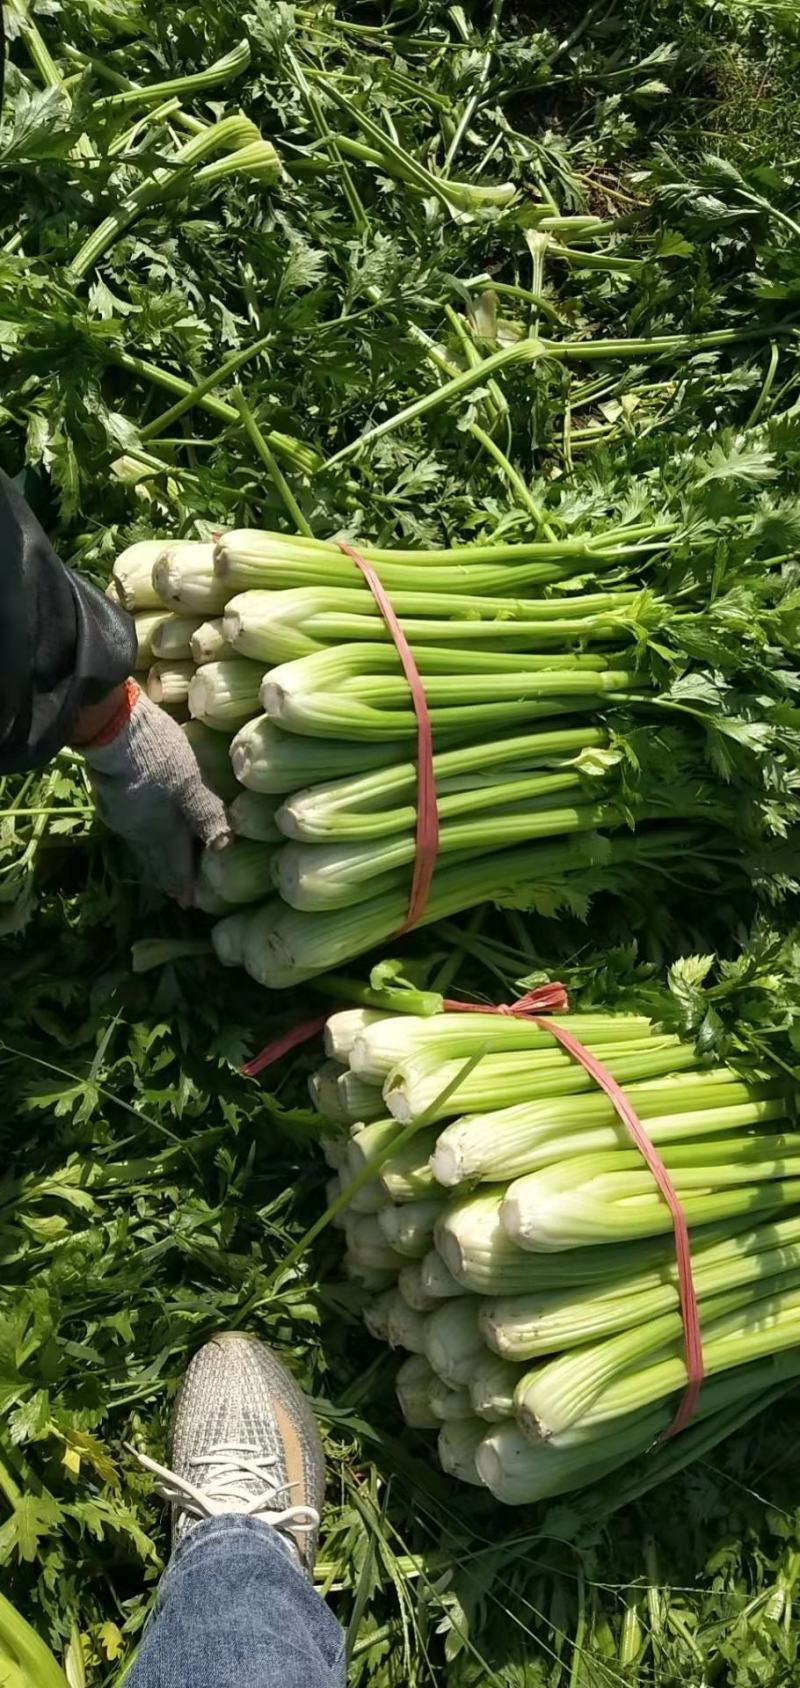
0, 469, 137, 774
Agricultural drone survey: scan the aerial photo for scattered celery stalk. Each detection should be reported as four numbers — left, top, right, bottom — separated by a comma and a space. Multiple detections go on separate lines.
0, 1590, 70, 1688
70, 114, 280, 281
101, 38, 251, 108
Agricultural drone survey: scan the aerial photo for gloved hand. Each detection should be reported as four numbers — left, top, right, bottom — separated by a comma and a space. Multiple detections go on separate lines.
82, 680, 232, 902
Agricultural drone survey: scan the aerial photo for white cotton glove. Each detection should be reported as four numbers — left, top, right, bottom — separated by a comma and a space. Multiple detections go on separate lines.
83, 682, 232, 902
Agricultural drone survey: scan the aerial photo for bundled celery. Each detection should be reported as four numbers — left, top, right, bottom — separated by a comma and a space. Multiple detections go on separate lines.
191, 619, 235, 664
386, 1298, 429, 1354
481, 1212, 800, 1359
349, 1009, 653, 1082
152, 542, 229, 614
150, 615, 203, 660
111, 540, 166, 610
388, 1037, 703, 1128
378, 1200, 442, 1259
146, 660, 193, 708
501, 1134, 800, 1251
470, 1354, 523, 1422
222, 583, 648, 665
260, 644, 639, 741
437, 1420, 486, 1485
275, 798, 621, 912
187, 659, 264, 730
307, 1061, 383, 1126
210, 909, 252, 967
274, 725, 609, 842
417, 1250, 466, 1303
398, 1261, 441, 1313
428, 1379, 474, 1420
231, 716, 404, 794
198, 839, 276, 905
182, 721, 239, 801
234, 830, 705, 989
214, 525, 661, 596
109, 522, 797, 987
430, 1072, 784, 1181
229, 791, 283, 842
133, 609, 173, 666
305, 1000, 800, 1505
396, 1355, 440, 1429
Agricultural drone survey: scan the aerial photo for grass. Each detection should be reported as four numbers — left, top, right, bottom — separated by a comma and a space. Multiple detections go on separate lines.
2, 0, 800, 1679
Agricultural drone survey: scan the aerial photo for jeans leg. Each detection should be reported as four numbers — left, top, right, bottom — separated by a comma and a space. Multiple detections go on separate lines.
125, 1516, 346, 1688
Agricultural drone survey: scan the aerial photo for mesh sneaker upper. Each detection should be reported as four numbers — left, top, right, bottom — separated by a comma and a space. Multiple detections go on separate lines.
165, 1333, 326, 1573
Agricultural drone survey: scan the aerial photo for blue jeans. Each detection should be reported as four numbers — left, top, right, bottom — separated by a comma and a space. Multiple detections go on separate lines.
126, 1516, 346, 1687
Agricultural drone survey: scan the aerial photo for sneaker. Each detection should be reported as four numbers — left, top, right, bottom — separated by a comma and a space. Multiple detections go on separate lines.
129, 1333, 325, 1575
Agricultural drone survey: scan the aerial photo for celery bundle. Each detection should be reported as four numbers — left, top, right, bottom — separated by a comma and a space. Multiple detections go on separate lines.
311, 1003, 800, 1504
114, 523, 796, 985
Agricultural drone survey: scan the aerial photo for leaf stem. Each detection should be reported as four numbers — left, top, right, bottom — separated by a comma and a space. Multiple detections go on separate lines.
284, 46, 369, 233
140, 334, 274, 441
324, 327, 770, 468
110, 351, 318, 472
102, 39, 251, 109
232, 389, 313, 537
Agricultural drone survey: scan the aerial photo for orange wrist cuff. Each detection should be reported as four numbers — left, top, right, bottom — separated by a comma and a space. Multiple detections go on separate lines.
85, 678, 141, 748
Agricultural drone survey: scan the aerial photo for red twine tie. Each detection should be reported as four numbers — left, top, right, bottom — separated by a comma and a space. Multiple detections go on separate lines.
239, 1014, 328, 1078
239, 987, 570, 1077
530, 1017, 704, 1438
337, 542, 438, 933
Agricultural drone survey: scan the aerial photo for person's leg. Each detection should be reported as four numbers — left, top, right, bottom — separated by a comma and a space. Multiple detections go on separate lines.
126, 1515, 344, 1688
125, 1333, 345, 1688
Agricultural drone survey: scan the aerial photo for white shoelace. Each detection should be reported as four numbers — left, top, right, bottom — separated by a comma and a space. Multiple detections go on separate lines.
127, 1441, 320, 1534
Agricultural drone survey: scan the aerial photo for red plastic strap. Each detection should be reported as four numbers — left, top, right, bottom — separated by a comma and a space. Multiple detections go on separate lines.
239, 987, 569, 1077
240, 1014, 328, 1078
532, 1017, 704, 1438
337, 542, 438, 933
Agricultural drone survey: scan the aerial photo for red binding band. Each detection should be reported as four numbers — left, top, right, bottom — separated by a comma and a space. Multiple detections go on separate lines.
531, 1018, 704, 1437
239, 980, 702, 1432
337, 542, 438, 933
239, 987, 570, 1077
239, 1014, 328, 1079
